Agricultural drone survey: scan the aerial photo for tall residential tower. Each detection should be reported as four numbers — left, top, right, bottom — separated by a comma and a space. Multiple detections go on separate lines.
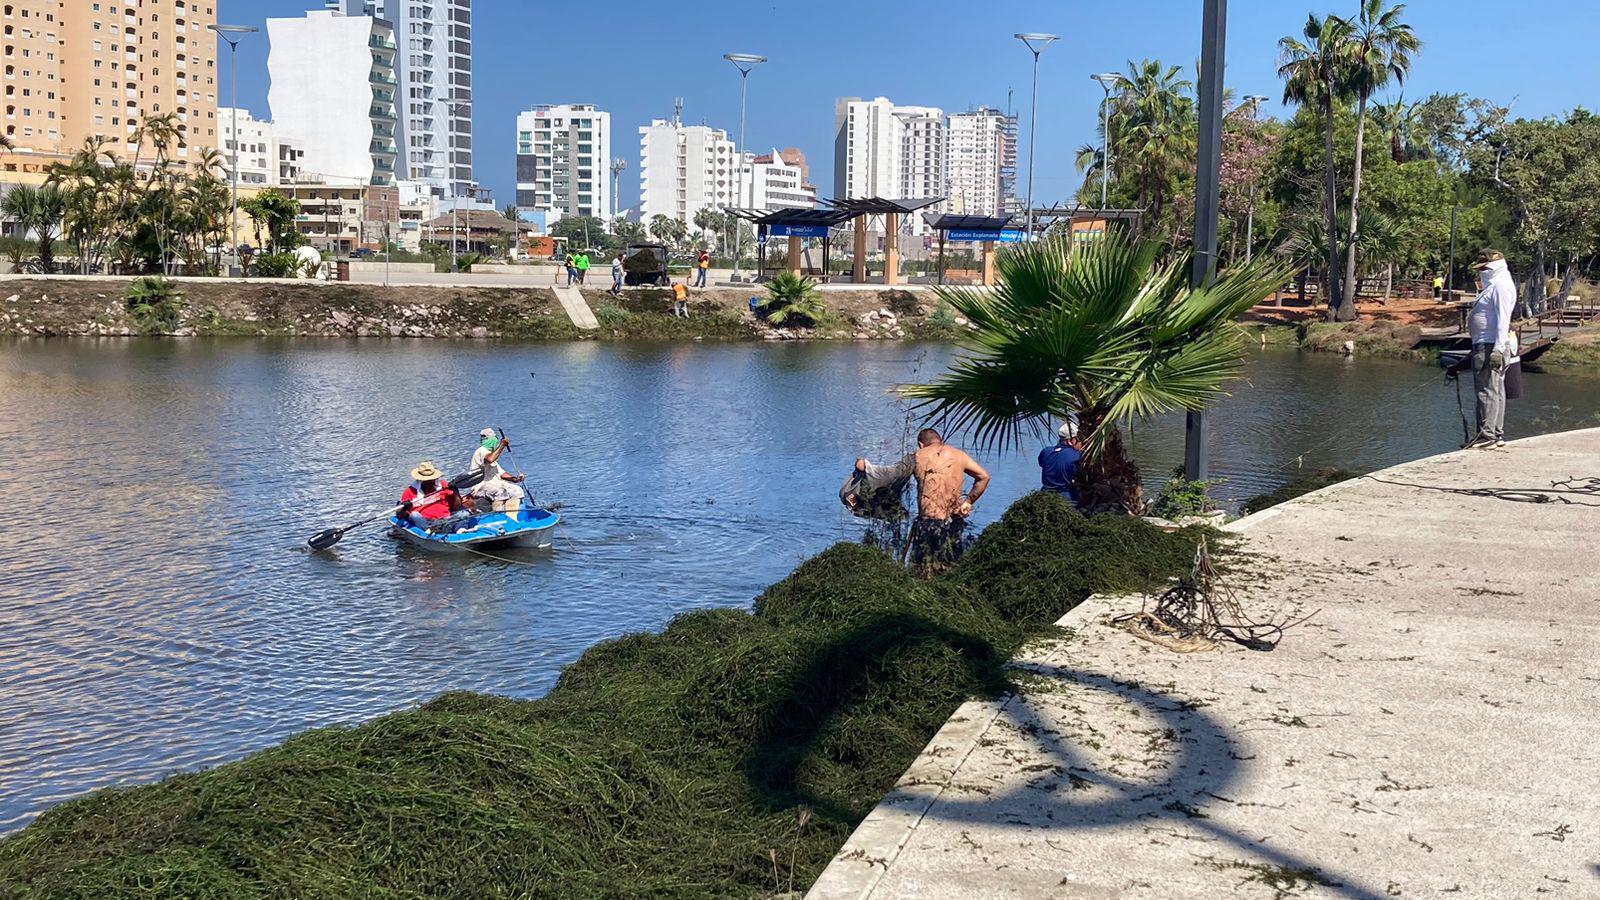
326, 0, 473, 198
266, 11, 399, 186
515, 104, 611, 223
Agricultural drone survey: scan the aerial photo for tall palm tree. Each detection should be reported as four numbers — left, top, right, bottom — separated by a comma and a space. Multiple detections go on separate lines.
1280, 14, 1355, 320
1370, 94, 1425, 162
904, 234, 1290, 514
1338, 0, 1421, 318
2, 184, 65, 272
1110, 59, 1195, 237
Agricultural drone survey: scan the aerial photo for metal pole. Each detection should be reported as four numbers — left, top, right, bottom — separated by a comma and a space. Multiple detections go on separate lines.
734, 69, 749, 282
228, 40, 239, 258
1185, 0, 1227, 483
1445, 198, 1459, 301
1026, 50, 1040, 240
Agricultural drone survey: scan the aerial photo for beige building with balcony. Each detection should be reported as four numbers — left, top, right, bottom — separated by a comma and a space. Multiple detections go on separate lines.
3, 0, 218, 161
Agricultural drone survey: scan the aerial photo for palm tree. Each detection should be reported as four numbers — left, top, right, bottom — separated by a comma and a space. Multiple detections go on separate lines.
1371, 95, 1425, 162
904, 234, 1290, 514
758, 271, 826, 326
693, 206, 725, 250
1110, 59, 1195, 237
1337, 0, 1421, 318
2, 184, 66, 272
1280, 13, 1355, 320
648, 213, 686, 248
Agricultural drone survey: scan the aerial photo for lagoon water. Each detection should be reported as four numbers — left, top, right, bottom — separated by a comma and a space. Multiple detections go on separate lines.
2, 338, 1598, 831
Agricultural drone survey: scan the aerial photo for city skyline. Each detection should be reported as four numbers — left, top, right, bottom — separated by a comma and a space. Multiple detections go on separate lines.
215, 0, 1600, 209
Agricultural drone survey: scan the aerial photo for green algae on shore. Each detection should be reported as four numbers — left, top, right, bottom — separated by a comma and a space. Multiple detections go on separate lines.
0, 493, 1204, 899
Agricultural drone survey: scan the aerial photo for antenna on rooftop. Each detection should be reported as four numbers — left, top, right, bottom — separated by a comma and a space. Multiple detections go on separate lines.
673, 97, 683, 127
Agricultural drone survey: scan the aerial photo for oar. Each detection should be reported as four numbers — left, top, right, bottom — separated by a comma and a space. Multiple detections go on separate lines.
307, 469, 485, 550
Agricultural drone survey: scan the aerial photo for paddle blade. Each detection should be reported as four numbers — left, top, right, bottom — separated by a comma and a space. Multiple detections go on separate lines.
307, 528, 344, 551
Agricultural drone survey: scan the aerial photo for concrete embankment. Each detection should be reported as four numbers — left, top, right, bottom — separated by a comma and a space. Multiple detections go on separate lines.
809, 428, 1600, 899
0, 275, 961, 341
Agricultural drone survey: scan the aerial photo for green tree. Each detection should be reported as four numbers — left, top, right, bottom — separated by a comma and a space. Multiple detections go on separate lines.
693, 206, 726, 249
1096, 59, 1196, 239
2, 184, 66, 273
241, 188, 302, 253
904, 234, 1290, 514
758, 271, 826, 326
648, 213, 687, 248
611, 216, 647, 245
550, 215, 607, 251
1337, 0, 1421, 319
1280, 13, 1356, 319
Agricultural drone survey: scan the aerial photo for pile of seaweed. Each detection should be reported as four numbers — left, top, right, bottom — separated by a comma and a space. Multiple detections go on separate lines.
0, 493, 1203, 899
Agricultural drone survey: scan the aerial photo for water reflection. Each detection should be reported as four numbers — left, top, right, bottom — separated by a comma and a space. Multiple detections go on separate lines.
1, 337, 1597, 831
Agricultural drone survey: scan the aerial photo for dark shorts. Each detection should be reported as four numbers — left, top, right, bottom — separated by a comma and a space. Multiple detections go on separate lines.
907, 516, 967, 569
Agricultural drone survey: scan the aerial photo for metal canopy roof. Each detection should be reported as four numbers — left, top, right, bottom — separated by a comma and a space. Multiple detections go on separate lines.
726, 207, 854, 227
825, 196, 945, 216
925, 213, 1015, 232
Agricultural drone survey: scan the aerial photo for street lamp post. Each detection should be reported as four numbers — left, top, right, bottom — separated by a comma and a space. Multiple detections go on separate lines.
1185, 0, 1228, 483
609, 156, 627, 230
1015, 33, 1058, 240
1242, 95, 1269, 263
723, 53, 766, 283
210, 24, 258, 272
1090, 73, 1125, 213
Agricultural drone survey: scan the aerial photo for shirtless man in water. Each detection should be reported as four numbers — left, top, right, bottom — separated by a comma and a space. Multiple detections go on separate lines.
908, 428, 990, 568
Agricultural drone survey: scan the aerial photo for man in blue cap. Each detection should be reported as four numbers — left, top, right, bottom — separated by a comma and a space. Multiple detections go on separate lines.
1039, 417, 1083, 505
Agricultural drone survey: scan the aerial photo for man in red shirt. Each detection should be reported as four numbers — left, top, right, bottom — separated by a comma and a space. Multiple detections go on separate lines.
399, 461, 462, 528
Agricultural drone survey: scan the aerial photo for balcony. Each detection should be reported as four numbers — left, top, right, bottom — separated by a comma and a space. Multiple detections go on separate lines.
370, 71, 397, 86
369, 105, 397, 121
368, 35, 397, 51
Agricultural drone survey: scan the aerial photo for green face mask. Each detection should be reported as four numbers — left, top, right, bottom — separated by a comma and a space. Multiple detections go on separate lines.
481, 435, 498, 452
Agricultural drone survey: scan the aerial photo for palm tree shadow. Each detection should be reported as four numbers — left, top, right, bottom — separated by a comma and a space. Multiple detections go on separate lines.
918, 663, 1390, 900
738, 612, 1013, 826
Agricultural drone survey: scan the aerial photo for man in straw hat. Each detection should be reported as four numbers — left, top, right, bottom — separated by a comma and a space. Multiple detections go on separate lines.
1447, 249, 1518, 449
398, 461, 463, 528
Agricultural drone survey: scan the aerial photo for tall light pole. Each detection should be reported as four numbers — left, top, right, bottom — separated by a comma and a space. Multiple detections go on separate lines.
1241, 94, 1269, 263
723, 53, 765, 283
1015, 33, 1058, 240
444, 100, 471, 273
210, 24, 258, 269
1185, 0, 1227, 483
1090, 72, 1125, 213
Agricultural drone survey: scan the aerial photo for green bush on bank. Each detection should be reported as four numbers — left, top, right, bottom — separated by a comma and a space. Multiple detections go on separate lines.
0, 493, 1206, 899
1241, 468, 1359, 516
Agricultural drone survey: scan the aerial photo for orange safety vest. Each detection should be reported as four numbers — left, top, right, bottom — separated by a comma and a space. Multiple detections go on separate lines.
672, 283, 688, 301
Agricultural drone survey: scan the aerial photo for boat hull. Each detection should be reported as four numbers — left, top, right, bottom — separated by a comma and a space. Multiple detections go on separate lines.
388, 508, 559, 554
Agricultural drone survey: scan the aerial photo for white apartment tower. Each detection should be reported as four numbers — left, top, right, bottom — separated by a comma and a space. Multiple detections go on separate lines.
834, 97, 902, 200
739, 149, 818, 211
218, 108, 306, 186
638, 108, 738, 226
266, 11, 400, 186
947, 108, 1009, 216
515, 104, 612, 223
327, 0, 473, 199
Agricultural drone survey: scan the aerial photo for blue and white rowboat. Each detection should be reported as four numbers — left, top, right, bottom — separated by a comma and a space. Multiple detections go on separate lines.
388, 508, 559, 553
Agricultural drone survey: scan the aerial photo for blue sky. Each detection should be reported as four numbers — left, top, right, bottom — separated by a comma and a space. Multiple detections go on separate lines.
222, 0, 1599, 207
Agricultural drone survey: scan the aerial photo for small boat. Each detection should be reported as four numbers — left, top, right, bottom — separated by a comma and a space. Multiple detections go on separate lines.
388, 508, 560, 554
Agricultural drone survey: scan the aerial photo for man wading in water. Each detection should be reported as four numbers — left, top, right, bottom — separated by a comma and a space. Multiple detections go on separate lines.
907, 428, 990, 571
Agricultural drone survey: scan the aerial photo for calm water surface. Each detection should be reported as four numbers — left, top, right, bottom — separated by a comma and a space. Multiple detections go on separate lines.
2, 338, 1598, 831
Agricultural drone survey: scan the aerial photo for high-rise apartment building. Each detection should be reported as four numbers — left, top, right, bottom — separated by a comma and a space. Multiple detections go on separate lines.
325, 0, 473, 199
638, 110, 737, 226
514, 104, 611, 223
217, 107, 304, 186
738, 148, 816, 211
3, 0, 218, 161
947, 107, 1010, 216
834, 97, 947, 233
266, 10, 399, 186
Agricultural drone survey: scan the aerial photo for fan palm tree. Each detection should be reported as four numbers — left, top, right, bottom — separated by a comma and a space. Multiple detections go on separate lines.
2, 184, 66, 273
1371, 95, 1426, 162
904, 234, 1291, 514
1280, 13, 1355, 320
1110, 59, 1195, 236
1337, 1, 1421, 319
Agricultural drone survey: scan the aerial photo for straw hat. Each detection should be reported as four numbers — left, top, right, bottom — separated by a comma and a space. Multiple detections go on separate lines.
411, 461, 444, 481
1472, 248, 1505, 270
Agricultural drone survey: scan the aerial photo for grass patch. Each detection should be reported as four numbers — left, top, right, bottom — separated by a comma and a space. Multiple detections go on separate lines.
0, 493, 1204, 898
1539, 324, 1600, 370
1240, 468, 1359, 516
1300, 321, 1427, 360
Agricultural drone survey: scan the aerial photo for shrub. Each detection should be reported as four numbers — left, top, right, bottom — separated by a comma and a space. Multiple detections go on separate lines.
252, 251, 303, 279
124, 276, 186, 334
928, 300, 958, 328
1149, 466, 1224, 520
455, 252, 485, 273
760, 271, 827, 327
592, 303, 635, 327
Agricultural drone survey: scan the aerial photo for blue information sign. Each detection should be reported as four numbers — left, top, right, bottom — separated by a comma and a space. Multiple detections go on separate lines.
947, 228, 1024, 243
769, 224, 830, 239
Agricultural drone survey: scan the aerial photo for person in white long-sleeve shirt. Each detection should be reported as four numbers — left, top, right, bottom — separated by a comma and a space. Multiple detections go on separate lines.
1448, 249, 1518, 449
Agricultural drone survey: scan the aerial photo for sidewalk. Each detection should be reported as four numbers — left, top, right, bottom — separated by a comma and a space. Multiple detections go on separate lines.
809, 429, 1600, 899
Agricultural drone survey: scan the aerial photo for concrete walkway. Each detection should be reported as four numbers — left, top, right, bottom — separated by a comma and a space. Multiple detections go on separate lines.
810, 429, 1600, 899
550, 285, 600, 330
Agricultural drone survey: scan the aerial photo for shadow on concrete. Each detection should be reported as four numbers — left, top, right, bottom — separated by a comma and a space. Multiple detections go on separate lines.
916, 664, 1390, 900
1361, 474, 1600, 508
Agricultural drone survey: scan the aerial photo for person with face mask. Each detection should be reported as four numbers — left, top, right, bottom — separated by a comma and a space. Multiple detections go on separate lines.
467, 428, 527, 514
1447, 249, 1518, 449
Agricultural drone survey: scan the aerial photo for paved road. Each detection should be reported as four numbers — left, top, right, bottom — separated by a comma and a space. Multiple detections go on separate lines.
810, 429, 1600, 899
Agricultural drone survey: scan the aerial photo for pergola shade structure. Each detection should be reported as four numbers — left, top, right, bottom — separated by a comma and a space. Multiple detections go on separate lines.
924, 213, 1018, 286
726, 207, 854, 281
825, 197, 944, 285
